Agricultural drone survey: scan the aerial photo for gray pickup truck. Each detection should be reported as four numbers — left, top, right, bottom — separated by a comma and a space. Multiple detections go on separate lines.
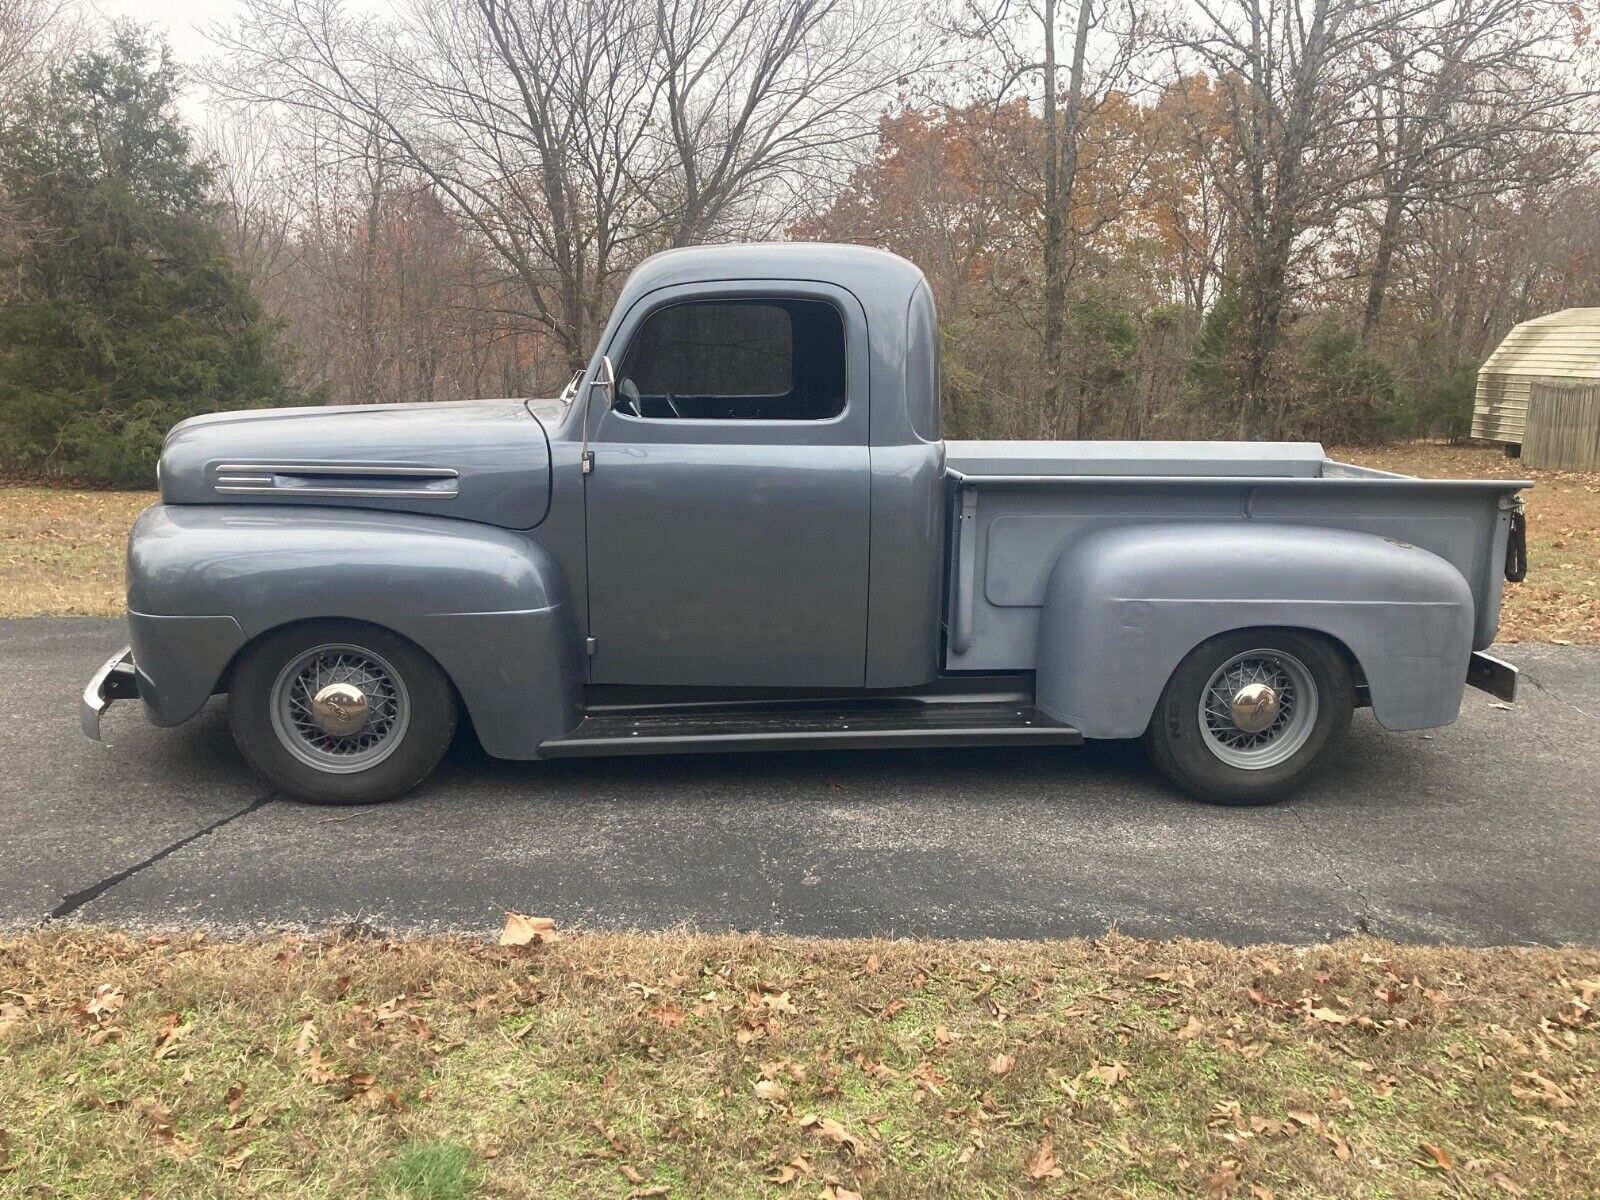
83, 244, 1528, 807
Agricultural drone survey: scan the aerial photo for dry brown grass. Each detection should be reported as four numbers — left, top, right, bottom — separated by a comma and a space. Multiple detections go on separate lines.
1, 930, 1595, 1199
0, 486, 155, 618
1335, 443, 1600, 645
2, 443, 1596, 642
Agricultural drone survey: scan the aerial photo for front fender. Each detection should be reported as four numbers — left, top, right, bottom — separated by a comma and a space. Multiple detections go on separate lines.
1035, 522, 1474, 738
127, 504, 582, 757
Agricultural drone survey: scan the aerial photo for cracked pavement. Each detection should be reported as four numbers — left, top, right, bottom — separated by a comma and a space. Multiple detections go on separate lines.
3, 618, 1598, 944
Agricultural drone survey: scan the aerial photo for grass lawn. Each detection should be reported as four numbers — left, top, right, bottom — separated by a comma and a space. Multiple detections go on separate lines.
0, 486, 154, 619
1, 928, 1596, 1198
4, 442, 1596, 641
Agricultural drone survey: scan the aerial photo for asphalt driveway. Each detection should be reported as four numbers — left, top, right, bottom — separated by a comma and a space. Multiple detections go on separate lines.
3, 617, 1597, 944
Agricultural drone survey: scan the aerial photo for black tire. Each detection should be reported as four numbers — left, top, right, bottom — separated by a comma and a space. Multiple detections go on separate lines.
227, 620, 457, 805
1143, 629, 1354, 806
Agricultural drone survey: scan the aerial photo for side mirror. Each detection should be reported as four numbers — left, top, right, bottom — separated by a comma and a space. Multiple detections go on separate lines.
590, 355, 616, 409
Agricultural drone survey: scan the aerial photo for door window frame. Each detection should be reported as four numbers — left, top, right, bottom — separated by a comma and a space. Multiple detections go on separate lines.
593, 280, 869, 448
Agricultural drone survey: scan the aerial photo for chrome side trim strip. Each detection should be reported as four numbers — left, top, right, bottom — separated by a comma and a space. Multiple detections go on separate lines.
212, 462, 461, 500
214, 463, 460, 478
213, 485, 456, 498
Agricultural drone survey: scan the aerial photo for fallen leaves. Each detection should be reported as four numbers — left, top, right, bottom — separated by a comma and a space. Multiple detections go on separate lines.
0, 998, 26, 1033
1210, 1100, 1352, 1161
649, 1001, 686, 1027
499, 911, 558, 947
1300, 1000, 1350, 1026
1025, 1139, 1064, 1180
766, 1154, 814, 1185
152, 1012, 191, 1060
1085, 1061, 1129, 1088
1417, 1141, 1454, 1171
988, 1052, 1014, 1076
799, 1114, 863, 1156
1513, 1070, 1577, 1109
221, 1144, 254, 1172
753, 1079, 789, 1104
758, 990, 799, 1015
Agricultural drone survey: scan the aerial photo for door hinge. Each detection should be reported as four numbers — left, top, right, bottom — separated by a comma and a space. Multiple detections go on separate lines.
585, 636, 597, 656
581, 449, 595, 475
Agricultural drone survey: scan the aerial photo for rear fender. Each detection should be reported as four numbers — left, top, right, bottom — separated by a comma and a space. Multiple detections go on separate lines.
127, 504, 583, 757
1036, 522, 1474, 738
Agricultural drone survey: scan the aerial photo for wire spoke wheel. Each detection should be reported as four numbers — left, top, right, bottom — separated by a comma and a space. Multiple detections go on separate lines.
269, 643, 411, 774
1196, 648, 1319, 771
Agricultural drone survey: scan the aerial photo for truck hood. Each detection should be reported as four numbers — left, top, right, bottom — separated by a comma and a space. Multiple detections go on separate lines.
159, 398, 553, 530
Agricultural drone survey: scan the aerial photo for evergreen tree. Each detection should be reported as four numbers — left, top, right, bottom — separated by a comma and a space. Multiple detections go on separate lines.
0, 24, 296, 484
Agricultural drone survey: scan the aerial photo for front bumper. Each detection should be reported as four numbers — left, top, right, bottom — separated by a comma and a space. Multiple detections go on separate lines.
1466, 650, 1517, 704
81, 647, 140, 740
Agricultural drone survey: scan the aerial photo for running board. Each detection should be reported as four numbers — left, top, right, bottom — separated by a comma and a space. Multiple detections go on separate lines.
538, 701, 1082, 759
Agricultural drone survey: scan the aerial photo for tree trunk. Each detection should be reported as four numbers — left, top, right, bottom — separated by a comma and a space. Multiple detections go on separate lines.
1040, 0, 1064, 439
1360, 184, 1405, 344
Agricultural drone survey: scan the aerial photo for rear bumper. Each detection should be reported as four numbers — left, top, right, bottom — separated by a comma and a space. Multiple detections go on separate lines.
1466, 651, 1518, 704
80, 647, 140, 740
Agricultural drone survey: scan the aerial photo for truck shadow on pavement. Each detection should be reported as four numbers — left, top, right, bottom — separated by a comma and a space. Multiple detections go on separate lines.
416, 709, 1421, 816
125, 697, 1427, 820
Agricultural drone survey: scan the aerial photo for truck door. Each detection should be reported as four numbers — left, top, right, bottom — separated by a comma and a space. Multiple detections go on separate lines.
582, 283, 871, 688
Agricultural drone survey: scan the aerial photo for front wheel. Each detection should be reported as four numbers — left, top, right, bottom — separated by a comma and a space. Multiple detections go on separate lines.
1144, 630, 1354, 806
228, 621, 457, 805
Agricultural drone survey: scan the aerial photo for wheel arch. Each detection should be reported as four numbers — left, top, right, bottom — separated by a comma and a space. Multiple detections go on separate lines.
1035, 521, 1474, 738
1154, 623, 1366, 725
215, 616, 452, 699
127, 505, 584, 757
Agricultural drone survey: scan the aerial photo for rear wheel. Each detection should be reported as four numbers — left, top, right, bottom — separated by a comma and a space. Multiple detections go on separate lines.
228, 621, 456, 805
1144, 630, 1354, 806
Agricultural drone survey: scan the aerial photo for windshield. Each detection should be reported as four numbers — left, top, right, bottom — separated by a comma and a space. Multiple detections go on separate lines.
558, 370, 583, 406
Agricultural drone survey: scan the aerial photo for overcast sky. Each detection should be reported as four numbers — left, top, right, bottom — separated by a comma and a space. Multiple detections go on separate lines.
93, 0, 244, 65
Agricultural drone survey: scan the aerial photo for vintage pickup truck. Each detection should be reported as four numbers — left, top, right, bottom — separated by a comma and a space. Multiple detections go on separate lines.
83, 244, 1528, 807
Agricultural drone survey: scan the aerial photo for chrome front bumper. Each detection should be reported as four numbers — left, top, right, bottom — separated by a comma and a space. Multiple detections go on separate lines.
81, 647, 139, 740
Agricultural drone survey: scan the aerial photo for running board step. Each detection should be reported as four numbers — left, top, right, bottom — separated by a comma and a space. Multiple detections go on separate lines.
538, 701, 1082, 758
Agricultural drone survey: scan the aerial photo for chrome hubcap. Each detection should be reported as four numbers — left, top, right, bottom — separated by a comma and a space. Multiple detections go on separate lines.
310, 682, 370, 737
1229, 682, 1279, 733
270, 644, 409, 774
1198, 650, 1318, 770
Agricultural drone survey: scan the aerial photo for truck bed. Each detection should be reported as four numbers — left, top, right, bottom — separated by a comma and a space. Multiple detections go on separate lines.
944, 441, 1528, 672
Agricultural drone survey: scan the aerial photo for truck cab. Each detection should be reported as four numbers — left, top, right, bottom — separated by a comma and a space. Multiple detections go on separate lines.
84, 244, 1528, 808
566, 244, 944, 691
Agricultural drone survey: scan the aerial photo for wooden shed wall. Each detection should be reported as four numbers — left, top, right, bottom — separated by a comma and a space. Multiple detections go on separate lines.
1523, 382, 1600, 471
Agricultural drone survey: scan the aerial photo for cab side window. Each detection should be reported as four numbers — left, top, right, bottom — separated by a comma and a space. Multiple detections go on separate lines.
617, 298, 846, 421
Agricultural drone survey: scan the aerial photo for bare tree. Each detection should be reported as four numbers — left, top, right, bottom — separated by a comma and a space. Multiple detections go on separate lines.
655, 0, 918, 244
1354, 0, 1598, 343
0, 0, 69, 118
954, 0, 1146, 436
203, 108, 306, 323
0, 0, 78, 295
1172, 0, 1422, 435
210, 0, 919, 371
